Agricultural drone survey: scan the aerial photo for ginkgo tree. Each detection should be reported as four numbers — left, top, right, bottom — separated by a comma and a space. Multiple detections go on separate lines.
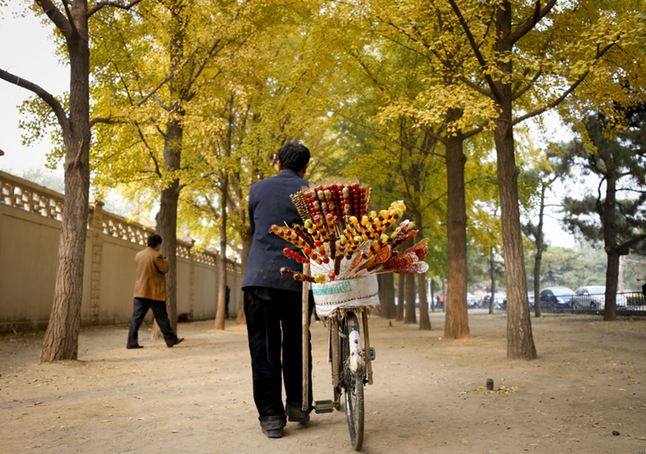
445, 0, 642, 359
325, 0, 500, 336
0, 0, 143, 362
90, 0, 276, 333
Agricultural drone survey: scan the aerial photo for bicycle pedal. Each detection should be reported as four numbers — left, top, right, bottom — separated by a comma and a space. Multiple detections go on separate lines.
314, 400, 334, 414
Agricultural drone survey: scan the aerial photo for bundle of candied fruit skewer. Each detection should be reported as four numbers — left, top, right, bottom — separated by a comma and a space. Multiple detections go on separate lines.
271, 183, 429, 284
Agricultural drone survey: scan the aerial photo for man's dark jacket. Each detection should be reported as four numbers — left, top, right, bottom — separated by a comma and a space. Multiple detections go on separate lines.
242, 169, 308, 292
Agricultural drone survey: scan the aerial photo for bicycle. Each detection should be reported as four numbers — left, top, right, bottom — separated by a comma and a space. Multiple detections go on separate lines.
303, 273, 374, 451
329, 309, 373, 451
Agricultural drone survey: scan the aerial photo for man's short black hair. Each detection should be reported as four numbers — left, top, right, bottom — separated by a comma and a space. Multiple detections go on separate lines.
278, 142, 310, 173
148, 234, 163, 248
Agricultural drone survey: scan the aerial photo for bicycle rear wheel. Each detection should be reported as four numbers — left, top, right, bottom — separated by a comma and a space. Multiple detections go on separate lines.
343, 313, 364, 451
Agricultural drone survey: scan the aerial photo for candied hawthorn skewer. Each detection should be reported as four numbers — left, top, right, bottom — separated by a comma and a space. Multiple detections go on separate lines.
280, 267, 315, 283
283, 247, 308, 264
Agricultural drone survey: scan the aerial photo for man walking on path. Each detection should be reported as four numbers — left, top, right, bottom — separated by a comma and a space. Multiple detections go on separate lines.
242, 142, 314, 439
127, 234, 184, 349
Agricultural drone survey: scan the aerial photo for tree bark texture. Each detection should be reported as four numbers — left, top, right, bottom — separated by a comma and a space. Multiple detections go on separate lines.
377, 274, 386, 316
41, 7, 91, 362
443, 126, 470, 338
533, 183, 546, 317
236, 234, 252, 324
412, 225, 430, 329
215, 183, 229, 330
404, 273, 416, 324
379, 273, 396, 319
152, 3, 187, 338
418, 273, 431, 330
396, 273, 405, 321
489, 247, 496, 315
153, 120, 182, 338
493, 3, 537, 360
603, 174, 618, 321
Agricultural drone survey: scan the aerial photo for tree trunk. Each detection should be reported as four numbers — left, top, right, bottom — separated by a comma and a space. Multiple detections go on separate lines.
40, 25, 91, 362
492, 2, 537, 360
377, 274, 386, 316
443, 126, 470, 338
494, 110, 537, 359
533, 183, 546, 317
379, 273, 395, 319
418, 273, 431, 330
489, 246, 495, 315
153, 121, 182, 338
603, 174, 618, 321
152, 4, 186, 339
215, 184, 228, 330
404, 273, 416, 324
236, 233, 252, 324
396, 273, 405, 321
604, 251, 620, 321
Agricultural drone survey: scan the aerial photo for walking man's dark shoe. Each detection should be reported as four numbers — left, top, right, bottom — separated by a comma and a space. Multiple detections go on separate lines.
167, 337, 184, 348
126, 344, 144, 349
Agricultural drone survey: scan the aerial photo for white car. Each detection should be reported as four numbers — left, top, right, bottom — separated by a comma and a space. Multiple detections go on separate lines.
573, 285, 629, 310
573, 285, 606, 310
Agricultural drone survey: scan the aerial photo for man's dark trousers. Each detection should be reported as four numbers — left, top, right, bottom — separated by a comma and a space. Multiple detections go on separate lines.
244, 287, 313, 425
127, 297, 179, 347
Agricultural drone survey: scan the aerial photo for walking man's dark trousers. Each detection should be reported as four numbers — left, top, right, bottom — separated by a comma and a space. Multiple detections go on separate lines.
127, 244, 180, 348
242, 169, 313, 429
127, 297, 178, 348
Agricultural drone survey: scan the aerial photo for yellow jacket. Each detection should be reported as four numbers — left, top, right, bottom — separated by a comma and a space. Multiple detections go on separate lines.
133, 247, 168, 301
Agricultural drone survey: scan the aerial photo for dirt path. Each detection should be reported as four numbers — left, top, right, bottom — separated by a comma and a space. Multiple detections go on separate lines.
1, 312, 645, 453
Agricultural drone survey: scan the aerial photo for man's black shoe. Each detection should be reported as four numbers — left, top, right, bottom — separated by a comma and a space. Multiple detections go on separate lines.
289, 414, 310, 425
287, 405, 311, 424
167, 338, 184, 348
127, 344, 144, 349
259, 416, 285, 438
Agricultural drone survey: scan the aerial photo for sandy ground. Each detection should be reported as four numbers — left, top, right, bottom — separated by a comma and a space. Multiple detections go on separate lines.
1, 311, 645, 454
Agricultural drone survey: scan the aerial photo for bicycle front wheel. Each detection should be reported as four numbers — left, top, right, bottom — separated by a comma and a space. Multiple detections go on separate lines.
343, 313, 365, 451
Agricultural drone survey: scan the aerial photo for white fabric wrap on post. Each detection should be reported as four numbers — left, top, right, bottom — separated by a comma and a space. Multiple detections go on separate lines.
311, 274, 379, 318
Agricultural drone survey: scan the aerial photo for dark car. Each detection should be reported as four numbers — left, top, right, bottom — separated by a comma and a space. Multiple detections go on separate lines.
539, 287, 575, 310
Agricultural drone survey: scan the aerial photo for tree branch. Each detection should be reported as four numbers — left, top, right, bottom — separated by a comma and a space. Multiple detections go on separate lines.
89, 116, 124, 127
88, 0, 144, 17
420, 124, 445, 144
458, 75, 492, 97
513, 42, 617, 125
509, 0, 557, 44
349, 51, 386, 93
511, 70, 542, 100
0, 68, 70, 137
61, 0, 79, 37
617, 233, 646, 254
462, 125, 484, 140
135, 72, 174, 107
35, 0, 73, 37
446, 0, 501, 101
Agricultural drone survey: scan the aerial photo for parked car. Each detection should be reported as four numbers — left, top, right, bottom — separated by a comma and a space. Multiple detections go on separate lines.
539, 287, 575, 310
573, 285, 606, 310
483, 292, 506, 310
